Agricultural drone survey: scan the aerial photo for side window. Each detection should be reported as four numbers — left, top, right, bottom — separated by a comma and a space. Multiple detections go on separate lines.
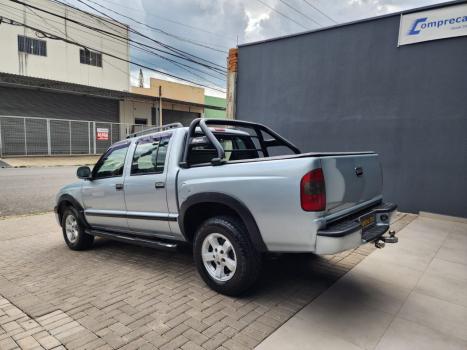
93, 142, 130, 179
131, 135, 171, 175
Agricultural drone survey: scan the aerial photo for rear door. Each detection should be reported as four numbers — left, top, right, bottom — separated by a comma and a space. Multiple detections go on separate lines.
82, 140, 130, 231
124, 133, 173, 238
320, 153, 383, 215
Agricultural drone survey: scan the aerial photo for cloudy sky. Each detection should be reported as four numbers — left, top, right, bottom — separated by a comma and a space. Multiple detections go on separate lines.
68, 0, 448, 96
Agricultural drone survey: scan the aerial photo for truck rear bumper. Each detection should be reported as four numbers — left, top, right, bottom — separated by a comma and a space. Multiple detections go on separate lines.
315, 202, 397, 255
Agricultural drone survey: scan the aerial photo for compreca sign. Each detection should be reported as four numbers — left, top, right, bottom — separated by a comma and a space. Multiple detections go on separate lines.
398, 3, 467, 46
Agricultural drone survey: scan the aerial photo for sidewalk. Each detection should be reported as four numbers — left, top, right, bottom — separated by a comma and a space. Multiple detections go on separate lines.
256, 213, 467, 350
0, 156, 99, 168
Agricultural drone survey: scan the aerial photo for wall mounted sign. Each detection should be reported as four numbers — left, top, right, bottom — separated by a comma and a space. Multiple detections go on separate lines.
96, 128, 109, 141
398, 3, 467, 46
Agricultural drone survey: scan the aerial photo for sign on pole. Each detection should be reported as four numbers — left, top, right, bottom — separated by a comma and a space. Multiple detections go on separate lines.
398, 3, 467, 46
96, 127, 109, 141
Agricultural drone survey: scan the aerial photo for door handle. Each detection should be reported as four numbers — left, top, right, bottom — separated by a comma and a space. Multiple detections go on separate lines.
155, 182, 165, 189
115, 183, 124, 191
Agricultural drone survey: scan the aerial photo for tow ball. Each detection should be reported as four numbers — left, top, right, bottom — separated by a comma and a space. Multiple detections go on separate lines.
375, 239, 385, 249
375, 230, 398, 249
384, 230, 398, 244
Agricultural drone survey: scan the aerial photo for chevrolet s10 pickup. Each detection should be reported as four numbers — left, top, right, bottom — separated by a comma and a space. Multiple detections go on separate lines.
55, 118, 397, 295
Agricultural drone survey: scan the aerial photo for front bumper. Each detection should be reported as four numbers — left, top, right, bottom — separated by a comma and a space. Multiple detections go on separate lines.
315, 202, 397, 255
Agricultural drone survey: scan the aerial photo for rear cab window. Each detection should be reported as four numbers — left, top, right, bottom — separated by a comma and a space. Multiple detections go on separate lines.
187, 132, 260, 166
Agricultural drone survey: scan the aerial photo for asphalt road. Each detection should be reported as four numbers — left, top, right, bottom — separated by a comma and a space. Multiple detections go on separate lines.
0, 166, 76, 217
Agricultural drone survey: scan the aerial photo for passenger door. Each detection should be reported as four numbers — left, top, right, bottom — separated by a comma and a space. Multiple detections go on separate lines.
82, 140, 130, 231
124, 134, 173, 238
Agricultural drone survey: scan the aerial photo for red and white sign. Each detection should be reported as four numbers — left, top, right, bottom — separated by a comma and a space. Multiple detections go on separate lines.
96, 128, 109, 141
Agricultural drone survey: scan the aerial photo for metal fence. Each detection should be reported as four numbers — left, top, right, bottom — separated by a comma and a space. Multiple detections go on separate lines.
0, 116, 153, 157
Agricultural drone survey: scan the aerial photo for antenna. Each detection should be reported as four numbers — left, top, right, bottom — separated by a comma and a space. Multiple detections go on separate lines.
138, 68, 144, 88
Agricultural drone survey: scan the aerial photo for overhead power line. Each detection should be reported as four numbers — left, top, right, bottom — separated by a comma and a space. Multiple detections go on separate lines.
8, 3, 225, 87
302, 0, 337, 24
60, 0, 226, 83
7, 0, 227, 73
25, 6, 132, 78
68, 0, 228, 68
278, 0, 322, 27
0, 16, 226, 93
255, 0, 308, 30
75, 0, 228, 53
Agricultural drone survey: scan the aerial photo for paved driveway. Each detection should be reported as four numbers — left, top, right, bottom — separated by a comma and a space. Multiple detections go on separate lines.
257, 214, 467, 350
0, 167, 76, 217
0, 213, 414, 350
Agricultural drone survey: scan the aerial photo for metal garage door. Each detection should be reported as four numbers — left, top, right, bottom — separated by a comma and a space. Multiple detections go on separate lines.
0, 86, 119, 122
0, 86, 120, 156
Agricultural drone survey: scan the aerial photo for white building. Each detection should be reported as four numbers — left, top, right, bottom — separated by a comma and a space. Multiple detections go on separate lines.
0, 0, 224, 156
0, 0, 130, 91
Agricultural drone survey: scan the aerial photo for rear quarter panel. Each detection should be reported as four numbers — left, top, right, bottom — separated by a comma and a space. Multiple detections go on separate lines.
177, 158, 324, 252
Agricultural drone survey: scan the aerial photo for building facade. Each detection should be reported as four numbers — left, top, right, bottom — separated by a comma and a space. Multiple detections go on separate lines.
0, 0, 130, 91
0, 0, 226, 156
205, 96, 227, 119
130, 78, 226, 126
235, 1, 467, 218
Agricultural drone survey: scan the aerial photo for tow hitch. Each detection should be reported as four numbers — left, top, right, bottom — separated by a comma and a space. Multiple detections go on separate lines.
375, 239, 385, 249
383, 230, 398, 243
375, 230, 398, 249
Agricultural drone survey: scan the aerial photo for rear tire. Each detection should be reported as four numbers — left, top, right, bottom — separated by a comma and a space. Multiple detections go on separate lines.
61, 207, 94, 251
193, 216, 262, 296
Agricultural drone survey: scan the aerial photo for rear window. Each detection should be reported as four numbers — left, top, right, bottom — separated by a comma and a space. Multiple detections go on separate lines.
188, 133, 259, 165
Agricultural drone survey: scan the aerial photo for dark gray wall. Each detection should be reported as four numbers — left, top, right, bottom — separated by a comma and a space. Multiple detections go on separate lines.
0, 86, 119, 122
236, 14, 467, 218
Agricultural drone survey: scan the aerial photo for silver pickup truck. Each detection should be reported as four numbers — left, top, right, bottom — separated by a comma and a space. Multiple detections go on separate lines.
55, 118, 397, 295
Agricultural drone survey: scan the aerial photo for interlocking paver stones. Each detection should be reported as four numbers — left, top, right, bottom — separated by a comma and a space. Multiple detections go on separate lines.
0, 212, 414, 349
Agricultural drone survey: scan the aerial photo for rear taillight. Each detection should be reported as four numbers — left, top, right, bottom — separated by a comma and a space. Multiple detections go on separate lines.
300, 168, 326, 211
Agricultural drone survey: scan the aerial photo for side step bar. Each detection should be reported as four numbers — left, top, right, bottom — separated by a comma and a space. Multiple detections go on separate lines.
86, 229, 178, 251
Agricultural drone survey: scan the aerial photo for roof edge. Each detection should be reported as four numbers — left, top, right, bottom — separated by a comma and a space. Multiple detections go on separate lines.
238, 0, 466, 48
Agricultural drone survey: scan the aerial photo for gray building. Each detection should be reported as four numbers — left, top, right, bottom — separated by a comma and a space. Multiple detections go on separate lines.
235, 1, 467, 218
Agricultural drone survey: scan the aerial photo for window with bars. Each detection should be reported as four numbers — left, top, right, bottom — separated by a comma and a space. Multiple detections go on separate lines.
79, 48, 102, 67
18, 35, 47, 56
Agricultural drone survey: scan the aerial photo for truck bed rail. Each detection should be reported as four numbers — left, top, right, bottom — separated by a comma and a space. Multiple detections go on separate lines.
180, 118, 301, 168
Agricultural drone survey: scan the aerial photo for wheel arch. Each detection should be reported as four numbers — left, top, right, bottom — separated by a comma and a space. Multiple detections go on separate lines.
56, 194, 89, 228
178, 192, 268, 252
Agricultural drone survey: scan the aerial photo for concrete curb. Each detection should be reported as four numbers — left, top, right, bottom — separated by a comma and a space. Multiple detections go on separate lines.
0, 159, 11, 168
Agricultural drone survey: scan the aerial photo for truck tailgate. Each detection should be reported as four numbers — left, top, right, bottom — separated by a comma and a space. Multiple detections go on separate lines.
320, 153, 382, 215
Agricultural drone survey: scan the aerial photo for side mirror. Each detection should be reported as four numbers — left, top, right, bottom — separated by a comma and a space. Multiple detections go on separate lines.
77, 166, 92, 180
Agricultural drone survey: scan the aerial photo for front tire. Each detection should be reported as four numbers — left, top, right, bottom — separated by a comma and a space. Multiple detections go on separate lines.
193, 216, 262, 296
61, 207, 94, 251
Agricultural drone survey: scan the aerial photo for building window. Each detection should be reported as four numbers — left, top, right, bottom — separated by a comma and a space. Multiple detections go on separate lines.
134, 118, 148, 125
18, 35, 47, 56
79, 48, 102, 67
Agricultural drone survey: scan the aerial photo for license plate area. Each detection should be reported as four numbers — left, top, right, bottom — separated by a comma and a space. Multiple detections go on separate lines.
360, 214, 376, 231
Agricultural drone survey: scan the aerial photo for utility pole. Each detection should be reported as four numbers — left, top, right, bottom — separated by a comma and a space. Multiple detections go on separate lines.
159, 85, 163, 126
